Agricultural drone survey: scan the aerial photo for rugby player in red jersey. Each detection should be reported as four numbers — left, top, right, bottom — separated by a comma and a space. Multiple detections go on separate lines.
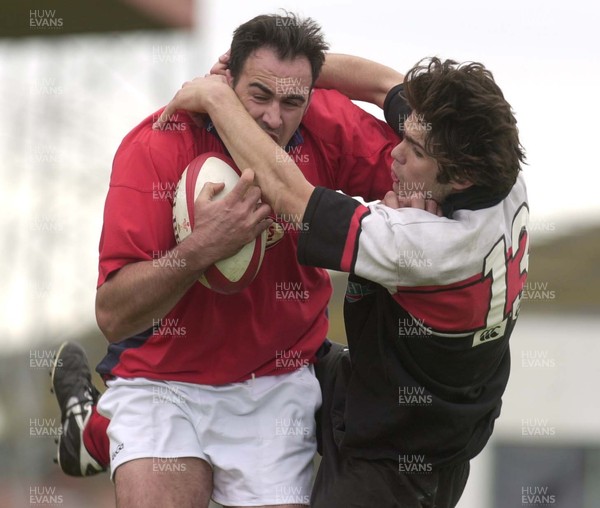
51, 12, 402, 508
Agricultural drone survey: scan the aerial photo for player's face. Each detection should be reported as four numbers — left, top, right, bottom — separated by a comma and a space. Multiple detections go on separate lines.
390, 114, 467, 203
229, 47, 313, 148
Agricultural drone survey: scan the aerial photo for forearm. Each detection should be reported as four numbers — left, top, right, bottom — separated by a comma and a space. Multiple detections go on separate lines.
316, 53, 404, 108
96, 167, 270, 342
95, 240, 211, 342
205, 87, 313, 219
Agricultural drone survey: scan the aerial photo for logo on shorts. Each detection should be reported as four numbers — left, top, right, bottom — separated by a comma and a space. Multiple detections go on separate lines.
112, 442, 124, 461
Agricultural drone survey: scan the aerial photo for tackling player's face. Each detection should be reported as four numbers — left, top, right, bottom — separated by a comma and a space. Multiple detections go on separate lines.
229, 47, 312, 148
390, 114, 470, 203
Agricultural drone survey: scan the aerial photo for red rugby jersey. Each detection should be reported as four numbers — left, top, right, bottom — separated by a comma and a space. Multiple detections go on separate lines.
96, 89, 398, 384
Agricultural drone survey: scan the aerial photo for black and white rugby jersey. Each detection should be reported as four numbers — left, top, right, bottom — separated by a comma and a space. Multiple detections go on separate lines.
297, 98, 529, 466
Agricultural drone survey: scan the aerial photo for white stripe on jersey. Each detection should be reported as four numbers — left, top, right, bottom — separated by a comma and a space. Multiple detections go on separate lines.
353, 173, 528, 292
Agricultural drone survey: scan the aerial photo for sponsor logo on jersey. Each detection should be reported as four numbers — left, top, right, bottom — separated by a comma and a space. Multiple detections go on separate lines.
345, 280, 378, 303
472, 319, 507, 347
265, 221, 285, 249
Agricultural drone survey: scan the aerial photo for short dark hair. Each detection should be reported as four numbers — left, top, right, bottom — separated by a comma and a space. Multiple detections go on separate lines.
229, 12, 329, 87
403, 58, 525, 196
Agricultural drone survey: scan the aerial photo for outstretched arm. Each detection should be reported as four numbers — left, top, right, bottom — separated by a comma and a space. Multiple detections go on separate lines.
155, 77, 311, 220
315, 53, 404, 108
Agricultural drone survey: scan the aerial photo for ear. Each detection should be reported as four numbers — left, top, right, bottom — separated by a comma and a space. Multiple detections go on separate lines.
450, 179, 473, 191
302, 89, 314, 117
226, 69, 234, 87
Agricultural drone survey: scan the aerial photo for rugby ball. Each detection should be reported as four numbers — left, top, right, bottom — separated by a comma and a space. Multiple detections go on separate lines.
172, 152, 266, 294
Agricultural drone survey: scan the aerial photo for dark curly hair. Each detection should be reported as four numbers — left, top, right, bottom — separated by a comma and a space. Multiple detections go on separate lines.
403, 58, 525, 196
229, 12, 329, 88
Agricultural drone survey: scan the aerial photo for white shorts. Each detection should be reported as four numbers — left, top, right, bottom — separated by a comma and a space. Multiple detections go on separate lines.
97, 365, 321, 506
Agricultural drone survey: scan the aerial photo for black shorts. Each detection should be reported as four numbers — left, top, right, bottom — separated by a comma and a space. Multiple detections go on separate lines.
312, 342, 470, 508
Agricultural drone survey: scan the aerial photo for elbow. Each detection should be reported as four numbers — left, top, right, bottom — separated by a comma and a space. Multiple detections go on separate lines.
95, 291, 125, 343
272, 180, 312, 219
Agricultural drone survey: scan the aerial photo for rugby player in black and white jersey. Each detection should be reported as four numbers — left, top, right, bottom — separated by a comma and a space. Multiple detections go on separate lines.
156, 54, 528, 507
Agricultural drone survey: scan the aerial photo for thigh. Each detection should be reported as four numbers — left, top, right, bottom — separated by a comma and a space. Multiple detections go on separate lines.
432, 460, 470, 508
97, 377, 209, 477
314, 342, 351, 457
115, 456, 212, 508
313, 454, 469, 508
313, 455, 430, 508
204, 366, 321, 507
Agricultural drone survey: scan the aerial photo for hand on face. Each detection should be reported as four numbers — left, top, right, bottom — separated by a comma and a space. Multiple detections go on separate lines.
210, 50, 231, 77
382, 190, 443, 217
153, 74, 230, 130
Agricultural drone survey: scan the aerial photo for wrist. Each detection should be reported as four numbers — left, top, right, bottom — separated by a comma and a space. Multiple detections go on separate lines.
169, 238, 213, 280
204, 83, 237, 115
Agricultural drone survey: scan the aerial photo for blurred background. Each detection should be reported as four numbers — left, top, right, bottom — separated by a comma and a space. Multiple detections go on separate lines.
1, 0, 599, 506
